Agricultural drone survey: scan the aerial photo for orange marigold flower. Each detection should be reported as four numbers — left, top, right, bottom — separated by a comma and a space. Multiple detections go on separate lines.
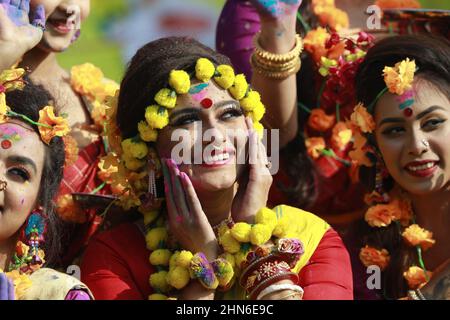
62, 135, 79, 166
402, 224, 436, 251
98, 153, 120, 184
375, 0, 421, 10
315, 6, 349, 31
304, 27, 329, 62
383, 58, 416, 95
403, 266, 432, 290
70, 63, 104, 102
349, 130, 373, 167
330, 121, 352, 150
306, 137, 326, 159
392, 198, 413, 226
365, 201, 399, 227
364, 191, 386, 205
56, 194, 87, 224
350, 103, 375, 133
38, 106, 70, 144
359, 245, 390, 271
308, 108, 336, 132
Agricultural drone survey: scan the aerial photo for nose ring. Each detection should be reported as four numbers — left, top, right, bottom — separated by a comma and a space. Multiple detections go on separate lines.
0, 180, 7, 192
422, 139, 430, 148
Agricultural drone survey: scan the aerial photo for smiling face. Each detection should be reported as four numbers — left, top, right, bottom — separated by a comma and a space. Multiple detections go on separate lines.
0, 122, 45, 243
156, 80, 248, 193
374, 78, 450, 195
31, 0, 90, 52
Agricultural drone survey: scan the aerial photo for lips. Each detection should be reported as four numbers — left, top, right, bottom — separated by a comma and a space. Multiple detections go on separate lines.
404, 160, 439, 178
201, 149, 235, 168
47, 18, 73, 34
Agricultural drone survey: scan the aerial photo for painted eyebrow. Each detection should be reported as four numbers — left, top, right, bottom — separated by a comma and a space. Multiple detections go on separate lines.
8, 155, 37, 174
379, 105, 446, 126
169, 100, 240, 120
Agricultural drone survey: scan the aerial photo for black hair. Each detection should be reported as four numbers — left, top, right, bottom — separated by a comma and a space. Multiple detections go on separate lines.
352, 34, 450, 299
5, 79, 66, 267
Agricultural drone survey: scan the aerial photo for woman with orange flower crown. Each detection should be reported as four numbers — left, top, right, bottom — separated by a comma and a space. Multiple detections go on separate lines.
215, 0, 429, 228
343, 34, 450, 300
0, 0, 119, 265
80, 37, 354, 300
0, 68, 93, 300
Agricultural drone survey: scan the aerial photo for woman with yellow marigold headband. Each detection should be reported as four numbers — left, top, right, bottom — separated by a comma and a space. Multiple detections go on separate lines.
80, 37, 353, 300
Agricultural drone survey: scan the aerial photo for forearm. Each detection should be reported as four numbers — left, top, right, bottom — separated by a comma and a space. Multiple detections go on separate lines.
251, 15, 299, 147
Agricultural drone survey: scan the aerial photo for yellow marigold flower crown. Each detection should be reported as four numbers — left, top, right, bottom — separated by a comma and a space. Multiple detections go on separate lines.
0, 68, 71, 146
102, 58, 267, 211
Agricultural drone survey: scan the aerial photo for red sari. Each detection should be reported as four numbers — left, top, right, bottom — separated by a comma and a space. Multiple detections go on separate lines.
81, 206, 354, 300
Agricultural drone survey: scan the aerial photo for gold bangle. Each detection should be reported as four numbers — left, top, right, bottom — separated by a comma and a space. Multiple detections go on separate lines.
277, 291, 302, 300
251, 55, 301, 80
252, 53, 300, 71
253, 33, 303, 63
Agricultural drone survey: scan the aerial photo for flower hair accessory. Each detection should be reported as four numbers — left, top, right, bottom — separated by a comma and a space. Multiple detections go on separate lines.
0, 68, 71, 145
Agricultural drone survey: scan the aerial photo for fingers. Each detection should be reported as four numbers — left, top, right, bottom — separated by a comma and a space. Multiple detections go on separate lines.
167, 159, 191, 221
30, 4, 45, 29
19, 0, 29, 13
179, 171, 204, 220
161, 159, 179, 224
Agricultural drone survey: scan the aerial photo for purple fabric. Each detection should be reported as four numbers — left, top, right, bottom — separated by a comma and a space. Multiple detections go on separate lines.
216, 0, 261, 79
65, 289, 92, 300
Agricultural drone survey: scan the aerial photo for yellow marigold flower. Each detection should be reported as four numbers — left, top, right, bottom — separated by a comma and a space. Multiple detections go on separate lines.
255, 207, 278, 233
56, 194, 87, 224
359, 245, 390, 271
350, 103, 375, 133
137, 120, 158, 142
240, 90, 260, 112
154, 88, 177, 109
148, 293, 168, 300
167, 266, 190, 290
402, 224, 435, 251
250, 224, 272, 246
0, 68, 26, 91
248, 101, 265, 123
217, 224, 230, 239
229, 74, 248, 100
305, 137, 326, 159
91, 100, 108, 129
122, 153, 146, 171
253, 121, 264, 140
38, 106, 70, 145
219, 253, 236, 268
5, 270, 32, 300
169, 70, 190, 94
231, 222, 252, 243
220, 230, 241, 254
364, 202, 399, 227
121, 138, 148, 160
145, 105, 169, 129
62, 135, 79, 167
70, 63, 104, 101
273, 215, 295, 238
176, 250, 194, 269
169, 251, 180, 269
145, 227, 168, 251
331, 121, 353, 151
214, 65, 235, 89
97, 153, 119, 184
139, 208, 159, 225
403, 266, 432, 290
149, 270, 171, 293
0, 93, 9, 123
149, 249, 172, 266
234, 250, 249, 269
383, 58, 416, 95
196, 58, 216, 83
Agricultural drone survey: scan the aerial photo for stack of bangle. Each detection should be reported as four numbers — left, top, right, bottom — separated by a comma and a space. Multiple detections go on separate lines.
251, 33, 303, 80
257, 283, 304, 300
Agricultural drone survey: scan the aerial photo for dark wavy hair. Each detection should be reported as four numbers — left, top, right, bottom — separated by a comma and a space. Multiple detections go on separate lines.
352, 34, 450, 299
5, 80, 66, 267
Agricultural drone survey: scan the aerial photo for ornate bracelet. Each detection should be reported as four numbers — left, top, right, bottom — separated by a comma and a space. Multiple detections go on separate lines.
253, 33, 303, 63
251, 55, 301, 80
256, 283, 304, 300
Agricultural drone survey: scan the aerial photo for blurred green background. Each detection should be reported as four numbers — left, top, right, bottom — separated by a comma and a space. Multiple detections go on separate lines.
57, 0, 449, 82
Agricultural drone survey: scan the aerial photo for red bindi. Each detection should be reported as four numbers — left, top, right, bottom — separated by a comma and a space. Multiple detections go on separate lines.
403, 108, 413, 117
201, 98, 213, 109
1, 140, 11, 149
